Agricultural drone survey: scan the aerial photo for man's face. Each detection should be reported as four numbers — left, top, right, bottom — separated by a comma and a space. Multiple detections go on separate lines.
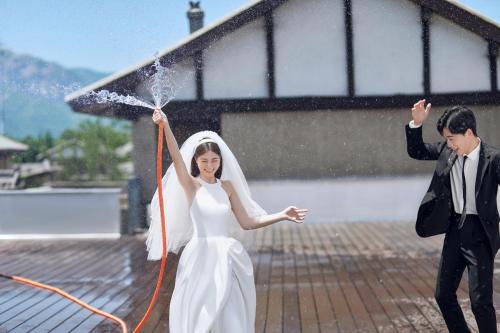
442, 128, 473, 156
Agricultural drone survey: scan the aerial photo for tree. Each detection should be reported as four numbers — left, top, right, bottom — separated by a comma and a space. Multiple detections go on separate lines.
57, 120, 130, 181
13, 131, 55, 163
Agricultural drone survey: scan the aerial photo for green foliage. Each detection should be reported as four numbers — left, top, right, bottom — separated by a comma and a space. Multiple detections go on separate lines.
57, 119, 131, 181
12, 131, 55, 163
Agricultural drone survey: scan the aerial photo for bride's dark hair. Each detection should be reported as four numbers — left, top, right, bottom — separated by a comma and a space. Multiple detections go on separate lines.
191, 139, 223, 178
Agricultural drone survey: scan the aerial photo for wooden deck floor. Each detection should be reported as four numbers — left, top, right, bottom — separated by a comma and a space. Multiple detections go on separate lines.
1, 222, 499, 332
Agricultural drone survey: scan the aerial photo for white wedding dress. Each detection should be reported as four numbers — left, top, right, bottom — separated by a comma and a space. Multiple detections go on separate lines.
169, 178, 256, 333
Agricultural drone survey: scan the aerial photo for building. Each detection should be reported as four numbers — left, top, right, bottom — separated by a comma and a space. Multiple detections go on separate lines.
66, 0, 500, 212
0, 135, 27, 189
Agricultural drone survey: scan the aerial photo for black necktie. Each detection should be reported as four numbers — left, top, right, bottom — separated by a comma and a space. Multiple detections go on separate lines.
458, 155, 468, 229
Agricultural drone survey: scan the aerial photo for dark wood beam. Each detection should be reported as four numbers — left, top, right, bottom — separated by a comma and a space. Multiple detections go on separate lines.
488, 40, 498, 92
70, 91, 500, 121
421, 7, 431, 96
163, 92, 500, 120
344, 0, 355, 97
194, 51, 204, 100
265, 10, 276, 98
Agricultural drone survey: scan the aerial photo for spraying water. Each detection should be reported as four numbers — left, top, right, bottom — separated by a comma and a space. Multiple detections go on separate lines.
87, 55, 184, 110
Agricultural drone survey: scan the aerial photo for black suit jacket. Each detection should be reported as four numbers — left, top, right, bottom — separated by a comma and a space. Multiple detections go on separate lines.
405, 124, 500, 256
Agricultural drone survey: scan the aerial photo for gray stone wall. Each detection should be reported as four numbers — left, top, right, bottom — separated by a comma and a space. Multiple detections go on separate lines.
131, 105, 500, 200
132, 116, 156, 203
221, 105, 500, 179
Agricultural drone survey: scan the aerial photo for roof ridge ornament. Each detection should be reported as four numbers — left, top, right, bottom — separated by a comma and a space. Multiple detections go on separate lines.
189, 1, 201, 9
187, 1, 204, 33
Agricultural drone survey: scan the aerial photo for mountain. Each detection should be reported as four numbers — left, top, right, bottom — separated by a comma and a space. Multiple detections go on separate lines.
0, 48, 111, 139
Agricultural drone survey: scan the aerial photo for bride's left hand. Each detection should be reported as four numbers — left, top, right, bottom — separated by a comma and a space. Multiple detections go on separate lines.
282, 206, 308, 223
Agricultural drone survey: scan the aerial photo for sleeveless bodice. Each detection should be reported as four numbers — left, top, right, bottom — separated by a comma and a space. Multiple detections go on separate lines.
189, 178, 232, 238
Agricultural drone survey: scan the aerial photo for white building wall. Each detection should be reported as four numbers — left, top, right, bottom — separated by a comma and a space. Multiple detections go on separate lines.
203, 19, 268, 99
430, 15, 490, 93
169, 57, 197, 101
352, 0, 423, 95
134, 57, 196, 103
273, 0, 347, 96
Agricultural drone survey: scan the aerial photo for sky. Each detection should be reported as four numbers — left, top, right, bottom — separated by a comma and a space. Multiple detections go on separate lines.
1, 0, 499, 73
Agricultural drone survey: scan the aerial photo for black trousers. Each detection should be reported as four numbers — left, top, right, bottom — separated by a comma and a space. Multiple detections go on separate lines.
435, 214, 497, 333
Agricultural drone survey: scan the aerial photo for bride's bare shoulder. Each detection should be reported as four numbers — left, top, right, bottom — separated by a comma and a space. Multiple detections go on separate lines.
220, 180, 234, 196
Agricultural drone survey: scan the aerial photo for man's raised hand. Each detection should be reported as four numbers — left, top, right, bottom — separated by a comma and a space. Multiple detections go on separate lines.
411, 99, 431, 126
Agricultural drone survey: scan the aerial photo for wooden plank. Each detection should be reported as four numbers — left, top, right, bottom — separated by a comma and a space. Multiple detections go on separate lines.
18, 240, 136, 332
326, 224, 378, 333
136, 257, 178, 333
349, 223, 439, 332
265, 225, 283, 333
324, 224, 390, 332
68, 242, 171, 332
0, 241, 88, 304
294, 225, 320, 333
377, 223, 458, 331
301, 225, 338, 333
282, 224, 302, 333
335, 223, 414, 332
117, 261, 170, 331
89, 261, 162, 332
2, 222, 498, 332
0, 241, 72, 277
255, 226, 272, 333
314, 224, 357, 333
380, 222, 480, 332
0, 240, 122, 329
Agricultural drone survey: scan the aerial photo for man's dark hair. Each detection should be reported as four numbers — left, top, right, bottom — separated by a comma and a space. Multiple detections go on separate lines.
436, 105, 477, 136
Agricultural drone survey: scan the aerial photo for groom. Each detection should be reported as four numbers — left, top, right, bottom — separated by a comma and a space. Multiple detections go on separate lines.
406, 100, 500, 332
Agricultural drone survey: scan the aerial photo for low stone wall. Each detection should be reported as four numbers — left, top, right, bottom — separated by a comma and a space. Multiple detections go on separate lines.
0, 188, 121, 239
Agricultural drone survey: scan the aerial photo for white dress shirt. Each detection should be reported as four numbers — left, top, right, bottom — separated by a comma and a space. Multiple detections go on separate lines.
409, 121, 480, 214
450, 140, 480, 215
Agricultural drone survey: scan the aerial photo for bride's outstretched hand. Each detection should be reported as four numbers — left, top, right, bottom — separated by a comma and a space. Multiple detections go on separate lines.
152, 108, 167, 125
282, 206, 308, 223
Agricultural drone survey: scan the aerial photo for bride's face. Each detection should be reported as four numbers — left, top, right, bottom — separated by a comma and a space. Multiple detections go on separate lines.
196, 150, 221, 178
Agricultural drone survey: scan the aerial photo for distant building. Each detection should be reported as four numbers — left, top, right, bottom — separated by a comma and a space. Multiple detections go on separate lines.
17, 159, 60, 188
0, 135, 27, 169
0, 135, 27, 189
66, 0, 500, 211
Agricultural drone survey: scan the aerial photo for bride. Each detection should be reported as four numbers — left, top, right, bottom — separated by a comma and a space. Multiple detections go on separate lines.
146, 108, 307, 333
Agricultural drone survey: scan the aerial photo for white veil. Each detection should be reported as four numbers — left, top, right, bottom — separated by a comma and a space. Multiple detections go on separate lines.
146, 130, 266, 261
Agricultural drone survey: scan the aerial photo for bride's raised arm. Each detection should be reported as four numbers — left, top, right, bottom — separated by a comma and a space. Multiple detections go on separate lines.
221, 180, 307, 230
152, 108, 197, 197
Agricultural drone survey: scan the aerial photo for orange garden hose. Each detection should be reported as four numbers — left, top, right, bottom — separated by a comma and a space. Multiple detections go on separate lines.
0, 273, 128, 332
0, 121, 169, 333
132, 121, 168, 332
